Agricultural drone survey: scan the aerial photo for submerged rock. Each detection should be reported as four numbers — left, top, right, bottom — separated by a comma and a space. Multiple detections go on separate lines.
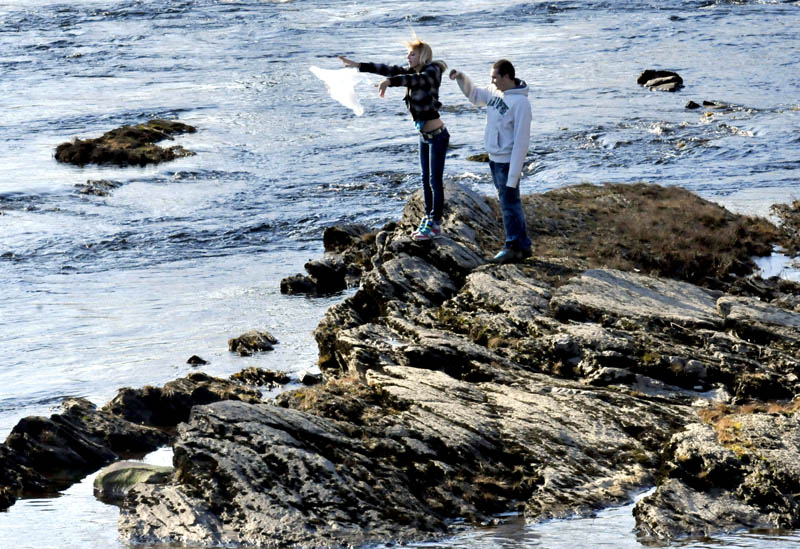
75, 179, 123, 196
94, 461, 173, 504
55, 119, 196, 167
637, 69, 684, 92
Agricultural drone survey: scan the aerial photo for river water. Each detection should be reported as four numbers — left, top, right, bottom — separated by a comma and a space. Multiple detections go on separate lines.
1, 0, 798, 547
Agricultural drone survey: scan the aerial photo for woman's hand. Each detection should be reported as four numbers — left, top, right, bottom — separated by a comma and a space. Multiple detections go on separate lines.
338, 56, 359, 68
376, 79, 390, 98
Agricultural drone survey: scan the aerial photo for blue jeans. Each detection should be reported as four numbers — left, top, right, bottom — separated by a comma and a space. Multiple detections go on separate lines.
419, 127, 449, 223
490, 161, 532, 251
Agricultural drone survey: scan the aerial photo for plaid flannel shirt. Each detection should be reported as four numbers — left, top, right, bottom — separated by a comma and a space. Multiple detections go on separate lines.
359, 61, 444, 122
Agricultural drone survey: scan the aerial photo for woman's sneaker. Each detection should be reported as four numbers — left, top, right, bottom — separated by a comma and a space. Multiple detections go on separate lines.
413, 219, 441, 241
411, 215, 429, 237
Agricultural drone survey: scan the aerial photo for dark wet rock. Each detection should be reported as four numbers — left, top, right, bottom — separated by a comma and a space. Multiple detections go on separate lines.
94, 461, 174, 504
279, 273, 317, 295
4, 398, 169, 478
281, 224, 377, 296
298, 370, 323, 386
322, 223, 372, 254
103, 372, 261, 427
58, 397, 171, 455
303, 257, 348, 293
75, 179, 123, 196
702, 100, 731, 109
230, 367, 290, 387
0, 397, 169, 510
0, 444, 48, 510
685, 101, 701, 109
227, 329, 278, 356
637, 70, 684, 92
635, 407, 800, 539
186, 354, 208, 366
0, 374, 263, 512
55, 119, 196, 167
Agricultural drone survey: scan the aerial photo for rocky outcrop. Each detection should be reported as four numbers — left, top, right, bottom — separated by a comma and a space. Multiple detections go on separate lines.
635, 405, 800, 539
229, 367, 290, 387
117, 182, 800, 546
55, 119, 195, 167
103, 372, 261, 427
0, 372, 262, 510
0, 397, 169, 509
281, 224, 377, 295
119, 372, 686, 548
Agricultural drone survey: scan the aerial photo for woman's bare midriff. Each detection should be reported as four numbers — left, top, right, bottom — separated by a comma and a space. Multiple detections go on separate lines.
421, 119, 444, 133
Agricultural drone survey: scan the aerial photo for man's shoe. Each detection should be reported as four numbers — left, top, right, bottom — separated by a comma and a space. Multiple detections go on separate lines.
488, 248, 518, 264
519, 248, 532, 259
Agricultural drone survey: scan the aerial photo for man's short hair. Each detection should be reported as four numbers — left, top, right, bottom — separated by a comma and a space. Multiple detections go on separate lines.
492, 59, 515, 80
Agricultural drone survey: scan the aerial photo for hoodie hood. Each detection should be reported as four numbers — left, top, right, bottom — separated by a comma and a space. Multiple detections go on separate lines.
505, 78, 528, 96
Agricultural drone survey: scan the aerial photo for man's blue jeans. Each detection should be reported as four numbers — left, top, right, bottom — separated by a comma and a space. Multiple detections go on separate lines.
489, 161, 532, 251
419, 128, 449, 223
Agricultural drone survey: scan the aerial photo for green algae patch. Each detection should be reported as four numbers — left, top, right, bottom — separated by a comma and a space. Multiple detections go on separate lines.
55, 119, 196, 167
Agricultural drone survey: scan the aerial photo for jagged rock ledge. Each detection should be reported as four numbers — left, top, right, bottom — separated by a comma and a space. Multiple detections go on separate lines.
0, 366, 286, 511
114, 182, 800, 547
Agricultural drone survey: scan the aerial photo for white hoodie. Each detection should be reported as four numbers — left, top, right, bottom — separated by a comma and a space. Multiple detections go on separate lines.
456, 73, 532, 188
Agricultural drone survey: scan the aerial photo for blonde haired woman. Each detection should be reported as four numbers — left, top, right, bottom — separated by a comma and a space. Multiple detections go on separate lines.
340, 38, 449, 241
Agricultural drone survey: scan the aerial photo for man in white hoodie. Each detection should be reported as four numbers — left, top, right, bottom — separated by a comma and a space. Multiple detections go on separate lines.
450, 59, 532, 263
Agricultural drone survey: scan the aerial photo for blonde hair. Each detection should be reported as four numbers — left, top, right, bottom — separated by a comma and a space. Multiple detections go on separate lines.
404, 37, 447, 71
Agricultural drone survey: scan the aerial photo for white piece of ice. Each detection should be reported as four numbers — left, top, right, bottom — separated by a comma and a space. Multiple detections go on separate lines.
309, 66, 368, 116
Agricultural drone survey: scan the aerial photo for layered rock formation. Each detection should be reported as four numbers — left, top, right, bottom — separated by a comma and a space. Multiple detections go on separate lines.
115, 182, 800, 547
0, 372, 260, 510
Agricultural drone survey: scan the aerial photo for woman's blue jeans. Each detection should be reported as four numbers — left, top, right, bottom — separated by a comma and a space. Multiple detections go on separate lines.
419, 128, 449, 223
489, 160, 532, 251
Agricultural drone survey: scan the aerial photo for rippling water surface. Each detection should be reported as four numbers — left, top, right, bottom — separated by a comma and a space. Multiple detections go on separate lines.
1, 1, 799, 547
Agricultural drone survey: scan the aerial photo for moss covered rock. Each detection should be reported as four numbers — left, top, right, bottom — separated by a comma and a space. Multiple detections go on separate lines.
55, 119, 196, 167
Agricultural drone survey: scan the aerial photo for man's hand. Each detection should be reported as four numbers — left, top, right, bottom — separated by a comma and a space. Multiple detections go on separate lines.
449, 69, 461, 81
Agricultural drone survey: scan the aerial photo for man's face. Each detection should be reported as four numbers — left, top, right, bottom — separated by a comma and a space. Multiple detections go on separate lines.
491, 68, 515, 91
